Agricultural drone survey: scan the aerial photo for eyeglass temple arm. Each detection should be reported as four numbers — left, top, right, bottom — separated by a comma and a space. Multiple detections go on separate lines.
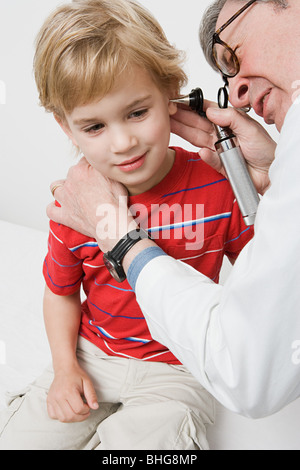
216, 0, 257, 35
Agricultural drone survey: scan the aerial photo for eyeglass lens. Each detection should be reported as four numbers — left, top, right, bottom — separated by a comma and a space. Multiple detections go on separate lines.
213, 42, 238, 77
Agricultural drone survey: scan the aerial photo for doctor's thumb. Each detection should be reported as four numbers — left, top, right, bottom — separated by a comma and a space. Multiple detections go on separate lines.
206, 106, 252, 137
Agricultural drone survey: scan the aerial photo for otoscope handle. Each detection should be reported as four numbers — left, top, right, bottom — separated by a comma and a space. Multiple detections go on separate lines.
214, 126, 260, 226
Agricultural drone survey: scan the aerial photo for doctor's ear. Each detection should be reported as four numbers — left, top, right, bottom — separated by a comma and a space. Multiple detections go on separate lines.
54, 113, 78, 147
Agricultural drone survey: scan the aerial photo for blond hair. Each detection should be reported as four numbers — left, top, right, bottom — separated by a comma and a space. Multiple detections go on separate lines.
34, 0, 187, 120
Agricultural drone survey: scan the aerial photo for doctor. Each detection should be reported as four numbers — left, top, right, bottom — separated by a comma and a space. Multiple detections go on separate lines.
48, 0, 300, 417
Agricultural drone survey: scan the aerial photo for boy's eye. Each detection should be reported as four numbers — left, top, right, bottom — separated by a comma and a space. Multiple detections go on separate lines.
128, 108, 148, 119
84, 123, 104, 134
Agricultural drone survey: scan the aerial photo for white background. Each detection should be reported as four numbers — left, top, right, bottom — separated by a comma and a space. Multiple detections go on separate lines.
0, 0, 278, 232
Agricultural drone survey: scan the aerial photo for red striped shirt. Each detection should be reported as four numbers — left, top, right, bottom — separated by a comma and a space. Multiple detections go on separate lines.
43, 147, 254, 363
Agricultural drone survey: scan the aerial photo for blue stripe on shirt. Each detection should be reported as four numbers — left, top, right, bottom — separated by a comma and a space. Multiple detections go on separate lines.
147, 212, 231, 234
87, 297, 144, 320
225, 226, 251, 245
48, 242, 82, 268
89, 321, 150, 344
162, 178, 227, 198
70, 242, 98, 252
44, 259, 82, 289
93, 279, 134, 292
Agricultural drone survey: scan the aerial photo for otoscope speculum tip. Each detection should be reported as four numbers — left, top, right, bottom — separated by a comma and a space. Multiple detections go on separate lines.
170, 88, 206, 117
170, 95, 192, 106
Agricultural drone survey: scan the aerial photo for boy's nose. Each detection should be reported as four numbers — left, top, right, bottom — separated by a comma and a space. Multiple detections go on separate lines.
110, 127, 138, 154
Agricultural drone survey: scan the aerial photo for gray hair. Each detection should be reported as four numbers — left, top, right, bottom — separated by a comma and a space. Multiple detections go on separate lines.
199, 0, 288, 72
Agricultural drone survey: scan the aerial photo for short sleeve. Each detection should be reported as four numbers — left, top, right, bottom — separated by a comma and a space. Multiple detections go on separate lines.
43, 220, 83, 296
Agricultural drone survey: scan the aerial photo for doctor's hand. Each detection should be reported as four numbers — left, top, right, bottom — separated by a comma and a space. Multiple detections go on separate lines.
47, 157, 136, 252
171, 104, 277, 195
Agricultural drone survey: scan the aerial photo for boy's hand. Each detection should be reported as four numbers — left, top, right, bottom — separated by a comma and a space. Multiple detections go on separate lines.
47, 364, 99, 423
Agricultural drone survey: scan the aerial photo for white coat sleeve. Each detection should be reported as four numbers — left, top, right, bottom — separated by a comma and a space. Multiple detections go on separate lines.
134, 102, 300, 418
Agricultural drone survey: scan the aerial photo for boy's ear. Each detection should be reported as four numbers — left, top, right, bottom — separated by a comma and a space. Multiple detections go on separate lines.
168, 100, 177, 116
54, 113, 78, 147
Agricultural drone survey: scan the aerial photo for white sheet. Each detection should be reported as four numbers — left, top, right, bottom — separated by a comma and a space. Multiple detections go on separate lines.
0, 219, 299, 449
0, 220, 50, 409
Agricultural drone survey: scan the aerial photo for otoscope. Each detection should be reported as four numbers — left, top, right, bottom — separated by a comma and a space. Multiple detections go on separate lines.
171, 84, 260, 226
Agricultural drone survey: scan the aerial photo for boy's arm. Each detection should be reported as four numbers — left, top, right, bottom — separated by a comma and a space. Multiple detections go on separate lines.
43, 285, 99, 422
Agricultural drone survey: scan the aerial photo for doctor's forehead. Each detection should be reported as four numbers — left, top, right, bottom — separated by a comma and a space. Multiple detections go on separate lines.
215, 1, 257, 35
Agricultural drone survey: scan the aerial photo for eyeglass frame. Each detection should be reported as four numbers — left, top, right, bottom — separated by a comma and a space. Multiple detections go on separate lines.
212, 0, 258, 78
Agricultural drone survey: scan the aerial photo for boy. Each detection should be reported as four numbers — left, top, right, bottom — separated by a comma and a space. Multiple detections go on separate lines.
0, 0, 253, 450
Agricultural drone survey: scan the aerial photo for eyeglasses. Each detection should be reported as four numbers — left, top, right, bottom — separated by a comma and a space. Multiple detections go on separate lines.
212, 0, 257, 78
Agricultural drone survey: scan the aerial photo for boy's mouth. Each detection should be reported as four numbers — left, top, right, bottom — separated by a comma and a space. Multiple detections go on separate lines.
117, 153, 147, 172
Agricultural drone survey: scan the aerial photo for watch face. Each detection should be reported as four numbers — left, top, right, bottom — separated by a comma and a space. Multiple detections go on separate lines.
103, 255, 125, 283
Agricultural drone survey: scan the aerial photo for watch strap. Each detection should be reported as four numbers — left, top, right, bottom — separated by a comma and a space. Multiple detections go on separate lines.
108, 228, 150, 262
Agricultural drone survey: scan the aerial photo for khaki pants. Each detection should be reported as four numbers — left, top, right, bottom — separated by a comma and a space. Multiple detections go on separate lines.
0, 337, 214, 450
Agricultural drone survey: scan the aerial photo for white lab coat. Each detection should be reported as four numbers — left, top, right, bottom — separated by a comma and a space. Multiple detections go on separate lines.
135, 101, 300, 418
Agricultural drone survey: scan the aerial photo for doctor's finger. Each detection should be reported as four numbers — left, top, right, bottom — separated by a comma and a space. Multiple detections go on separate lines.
198, 147, 225, 176
50, 179, 65, 200
46, 201, 64, 225
171, 116, 215, 150
172, 106, 214, 133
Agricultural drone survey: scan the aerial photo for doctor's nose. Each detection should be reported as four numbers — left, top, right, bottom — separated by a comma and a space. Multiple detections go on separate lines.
110, 127, 138, 154
228, 75, 251, 110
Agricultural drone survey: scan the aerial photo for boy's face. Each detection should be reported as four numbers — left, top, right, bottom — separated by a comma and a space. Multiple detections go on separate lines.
60, 65, 177, 195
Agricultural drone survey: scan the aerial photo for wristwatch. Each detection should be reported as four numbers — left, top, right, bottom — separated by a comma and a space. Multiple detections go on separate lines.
103, 228, 150, 282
